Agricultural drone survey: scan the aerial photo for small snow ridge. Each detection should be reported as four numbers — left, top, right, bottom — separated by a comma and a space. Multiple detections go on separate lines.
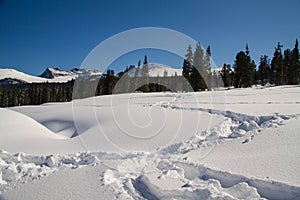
176, 162, 300, 200
0, 151, 99, 192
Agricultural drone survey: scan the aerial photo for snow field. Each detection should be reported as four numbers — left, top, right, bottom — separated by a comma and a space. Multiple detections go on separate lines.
0, 85, 299, 199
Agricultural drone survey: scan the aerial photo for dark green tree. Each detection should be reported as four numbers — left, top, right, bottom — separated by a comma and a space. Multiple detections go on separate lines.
283, 49, 292, 84
233, 44, 256, 88
204, 46, 212, 89
220, 64, 233, 87
271, 42, 284, 84
141, 56, 150, 92
290, 39, 300, 84
182, 45, 193, 91
133, 61, 141, 91
192, 42, 206, 91
258, 55, 270, 85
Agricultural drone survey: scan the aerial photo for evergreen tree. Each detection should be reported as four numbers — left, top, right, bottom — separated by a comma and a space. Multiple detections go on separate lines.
185, 44, 193, 64
11, 85, 19, 106
141, 56, 149, 92
258, 55, 270, 85
141, 56, 149, 76
192, 42, 206, 91
233, 44, 256, 88
182, 45, 193, 91
204, 46, 212, 89
283, 49, 292, 84
271, 42, 284, 84
41, 82, 51, 103
220, 64, 232, 87
134, 61, 141, 91
290, 39, 300, 84
163, 70, 168, 77
104, 69, 117, 94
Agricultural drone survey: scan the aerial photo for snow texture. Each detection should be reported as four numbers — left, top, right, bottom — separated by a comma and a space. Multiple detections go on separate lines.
0, 85, 300, 199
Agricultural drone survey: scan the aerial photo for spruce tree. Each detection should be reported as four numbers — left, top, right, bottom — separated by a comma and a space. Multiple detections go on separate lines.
283, 49, 292, 84
291, 39, 300, 84
233, 44, 256, 88
258, 55, 270, 85
134, 61, 141, 91
204, 46, 212, 89
220, 64, 232, 87
192, 42, 206, 91
185, 44, 193, 64
271, 42, 284, 85
182, 45, 193, 91
141, 56, 149, 92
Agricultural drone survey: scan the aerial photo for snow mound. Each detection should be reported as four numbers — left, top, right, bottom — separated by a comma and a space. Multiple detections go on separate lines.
0, 108, 86, 154
0, 108, 63, 141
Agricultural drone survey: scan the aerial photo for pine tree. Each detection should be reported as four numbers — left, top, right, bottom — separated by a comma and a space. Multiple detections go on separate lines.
182, 45, 193, 91
192, 42, 206, 91
283, 49, 292, 84
271, 42, 284, 85
134, 61, 141, 91
290, 39, 300, 84
163, 70, 168, 77
41, 82, 51, 103
141, 55, 149, 76
141, 55, 149, 92
204, 46, 212, 89
220, 64, 232, 87
258, 55, 270, 85
185, 44, 193, 64
233, 44, 256, 88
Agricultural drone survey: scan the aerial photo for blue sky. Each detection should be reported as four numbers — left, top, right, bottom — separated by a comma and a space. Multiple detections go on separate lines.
0, 0, 299, 75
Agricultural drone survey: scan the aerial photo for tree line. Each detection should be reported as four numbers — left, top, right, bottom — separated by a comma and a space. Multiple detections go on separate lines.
0, 82, 74, 107
0, 39, 299, 107
219, 39, 300, 88
0, 56, 187, 107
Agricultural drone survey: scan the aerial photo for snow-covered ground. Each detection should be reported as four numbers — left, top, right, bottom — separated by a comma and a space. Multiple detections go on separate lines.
0, 85, 300, 199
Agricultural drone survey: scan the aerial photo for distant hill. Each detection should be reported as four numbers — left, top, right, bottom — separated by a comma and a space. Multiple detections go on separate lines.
0, 68, 102, 84
126, 63, 182, 77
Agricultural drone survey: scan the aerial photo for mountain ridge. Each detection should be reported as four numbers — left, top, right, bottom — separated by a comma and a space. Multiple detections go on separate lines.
0, 67, 102, 84
0, 64, 185, 84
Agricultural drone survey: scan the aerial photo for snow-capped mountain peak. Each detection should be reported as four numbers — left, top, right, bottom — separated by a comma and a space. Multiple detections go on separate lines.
40, 67, 76, 79
0, 67, 102, 84
0, 68, 50, 84
126, 63, 182, 77
148, 63, 182, 77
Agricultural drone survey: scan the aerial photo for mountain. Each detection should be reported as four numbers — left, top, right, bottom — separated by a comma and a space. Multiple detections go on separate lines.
39, 68, 76, 79
40, 67, 101, 79
126, 63, 222, 77
148, 63, 182, 77
0, 68, 53, 84
126, 63, 182, 77
0, 67, 102, 84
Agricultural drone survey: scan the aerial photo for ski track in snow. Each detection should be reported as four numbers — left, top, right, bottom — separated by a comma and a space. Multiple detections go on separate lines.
1, 86, 300, 199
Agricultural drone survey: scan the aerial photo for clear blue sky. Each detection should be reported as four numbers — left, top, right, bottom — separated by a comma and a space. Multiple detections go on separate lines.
0, 0, 299, 75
